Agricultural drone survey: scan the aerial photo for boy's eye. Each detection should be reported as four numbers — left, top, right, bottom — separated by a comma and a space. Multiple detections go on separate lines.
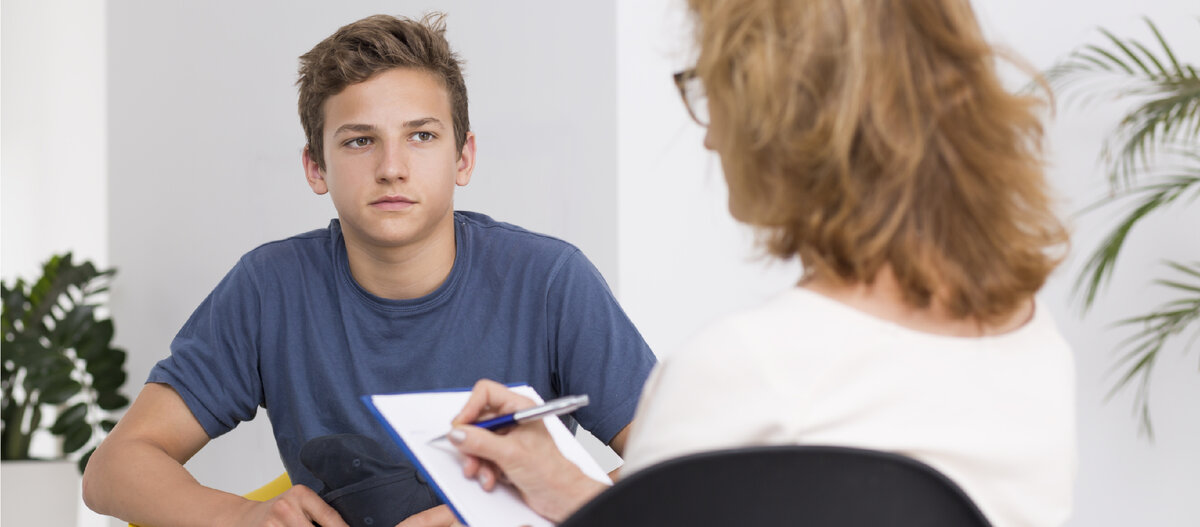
411, 131, 435, 143
345, 137, 372, 148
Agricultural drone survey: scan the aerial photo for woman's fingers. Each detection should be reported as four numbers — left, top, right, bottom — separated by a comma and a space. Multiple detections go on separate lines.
447, 423, 520, 467
453, 380, 537, 425
461, 453, 481, 479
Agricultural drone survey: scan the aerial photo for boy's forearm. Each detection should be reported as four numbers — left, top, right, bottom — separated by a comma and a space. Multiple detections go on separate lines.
608, 423, 633, 457
83, 437, 251, 526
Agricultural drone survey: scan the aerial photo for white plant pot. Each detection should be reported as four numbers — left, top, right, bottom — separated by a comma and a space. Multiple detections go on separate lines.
1, 459, 83, 526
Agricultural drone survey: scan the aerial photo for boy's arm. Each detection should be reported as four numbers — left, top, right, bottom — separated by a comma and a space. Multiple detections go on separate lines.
608, 423, 632, 456
82, 383, 347, 527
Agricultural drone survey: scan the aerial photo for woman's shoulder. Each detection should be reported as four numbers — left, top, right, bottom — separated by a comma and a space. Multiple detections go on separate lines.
693, 287, 873, 337
668, 288, 859, 368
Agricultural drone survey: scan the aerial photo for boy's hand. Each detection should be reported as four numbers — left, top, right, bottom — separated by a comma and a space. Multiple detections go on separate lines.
226, 485, 348, 527
394, 504, 463, 527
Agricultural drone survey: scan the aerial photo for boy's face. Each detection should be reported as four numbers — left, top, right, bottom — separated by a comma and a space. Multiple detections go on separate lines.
304, 67, 475, 251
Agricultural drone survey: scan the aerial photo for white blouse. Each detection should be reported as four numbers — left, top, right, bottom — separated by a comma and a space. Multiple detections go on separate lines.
623, 288, 1076, 527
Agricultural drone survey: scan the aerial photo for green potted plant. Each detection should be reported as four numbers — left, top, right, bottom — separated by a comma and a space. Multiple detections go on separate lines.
2, 252, 130, 472
1044, 18, 1200, 436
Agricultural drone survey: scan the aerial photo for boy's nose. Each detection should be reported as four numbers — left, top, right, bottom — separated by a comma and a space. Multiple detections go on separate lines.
377, 141, 408, 182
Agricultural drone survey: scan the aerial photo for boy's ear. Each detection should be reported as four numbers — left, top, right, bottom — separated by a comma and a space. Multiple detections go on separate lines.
302, 145, 328, 195
455, 132, 477, 187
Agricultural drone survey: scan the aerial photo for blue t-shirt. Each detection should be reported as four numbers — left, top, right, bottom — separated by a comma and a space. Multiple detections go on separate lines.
149, 211, 656, 490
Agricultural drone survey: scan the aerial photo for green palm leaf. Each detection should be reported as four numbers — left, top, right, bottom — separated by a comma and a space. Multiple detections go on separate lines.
1044, 18, 1200, 189
1072, 155, 1200, 310
1106, 261, 1200, 438
1045, 18, 1200, 437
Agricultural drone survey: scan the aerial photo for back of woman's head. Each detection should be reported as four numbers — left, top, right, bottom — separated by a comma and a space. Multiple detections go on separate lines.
687, 0, 1067, 323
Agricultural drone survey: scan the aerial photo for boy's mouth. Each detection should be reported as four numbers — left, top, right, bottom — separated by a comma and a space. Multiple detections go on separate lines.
371, 195, 416, 210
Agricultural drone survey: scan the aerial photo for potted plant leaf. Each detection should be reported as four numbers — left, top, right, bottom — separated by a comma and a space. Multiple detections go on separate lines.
1044, 18, 1200, 436
2, 252, 130, 472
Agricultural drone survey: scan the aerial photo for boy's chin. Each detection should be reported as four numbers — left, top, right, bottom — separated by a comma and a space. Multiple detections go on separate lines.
346, 220, 444, 249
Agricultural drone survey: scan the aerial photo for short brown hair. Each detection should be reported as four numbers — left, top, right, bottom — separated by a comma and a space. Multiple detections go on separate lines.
687, 0, 1067, 324
297, 13, 469, 170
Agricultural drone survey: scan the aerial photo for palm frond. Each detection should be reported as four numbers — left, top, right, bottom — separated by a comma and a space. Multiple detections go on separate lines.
1128, 39, 1170, 78
1073, 166, 1200, 310
1043, 18, 1200, 189
1104, 80, 1200, 187
1105, 261, 1200, 438
1049, 17, 1200, 437
1145, 17, 1186, 77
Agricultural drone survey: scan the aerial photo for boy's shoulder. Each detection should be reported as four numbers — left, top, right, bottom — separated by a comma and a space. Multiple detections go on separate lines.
238, 222, 337, 269
456, 210, 579, 257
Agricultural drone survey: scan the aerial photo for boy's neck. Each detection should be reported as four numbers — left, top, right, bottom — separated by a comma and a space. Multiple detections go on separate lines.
342, 218, 457, 301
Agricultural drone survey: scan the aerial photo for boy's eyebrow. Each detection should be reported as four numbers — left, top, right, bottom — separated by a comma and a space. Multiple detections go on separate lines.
401, 117, 445, 129
331, 118, 445, 137
332, 123, 376, 136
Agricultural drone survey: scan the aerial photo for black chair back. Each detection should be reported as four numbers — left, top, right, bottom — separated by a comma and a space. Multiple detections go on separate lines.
559, 445, 991, 527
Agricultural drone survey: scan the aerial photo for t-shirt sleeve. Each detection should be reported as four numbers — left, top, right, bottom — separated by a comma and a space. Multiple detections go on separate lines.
544, 249, 657, 444
147, 256, 264, 439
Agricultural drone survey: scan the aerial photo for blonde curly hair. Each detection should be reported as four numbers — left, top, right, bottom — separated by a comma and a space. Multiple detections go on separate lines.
686, 0, 1068, 324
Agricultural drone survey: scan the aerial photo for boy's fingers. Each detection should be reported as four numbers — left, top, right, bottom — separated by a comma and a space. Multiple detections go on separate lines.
304, 500, 350, 527
394, 504, 457, 527
272, 485, 349, 527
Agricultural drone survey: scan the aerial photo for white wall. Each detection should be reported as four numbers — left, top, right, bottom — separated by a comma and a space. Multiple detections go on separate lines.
2, 0, 108, 281
5, 0, 1199, 525
2, 3, 112, 525
615, 1, 1200, 525
974, 3, 1200, 525
614, 1, 800, 365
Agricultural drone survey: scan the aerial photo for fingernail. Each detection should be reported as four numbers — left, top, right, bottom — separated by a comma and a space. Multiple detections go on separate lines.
448, 428, 467, 444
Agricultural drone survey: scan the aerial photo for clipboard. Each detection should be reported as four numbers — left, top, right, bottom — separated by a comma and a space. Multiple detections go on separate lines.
362, 385, 611, 526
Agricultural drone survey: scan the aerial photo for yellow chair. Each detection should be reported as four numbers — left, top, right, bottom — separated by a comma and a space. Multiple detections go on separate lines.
129, 473, 292, 526
240, 472, 293, 501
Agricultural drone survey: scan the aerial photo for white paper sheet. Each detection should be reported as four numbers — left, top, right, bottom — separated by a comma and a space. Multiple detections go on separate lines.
365, 385, 611, 527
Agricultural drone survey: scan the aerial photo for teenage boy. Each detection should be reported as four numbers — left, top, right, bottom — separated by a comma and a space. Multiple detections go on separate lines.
83, 13, 655, 527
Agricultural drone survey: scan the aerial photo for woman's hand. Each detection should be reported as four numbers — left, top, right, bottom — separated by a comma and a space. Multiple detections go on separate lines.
446, 379, 608, 522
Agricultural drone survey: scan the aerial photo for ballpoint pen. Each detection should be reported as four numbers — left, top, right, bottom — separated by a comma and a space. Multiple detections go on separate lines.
429, 394, 589, 443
